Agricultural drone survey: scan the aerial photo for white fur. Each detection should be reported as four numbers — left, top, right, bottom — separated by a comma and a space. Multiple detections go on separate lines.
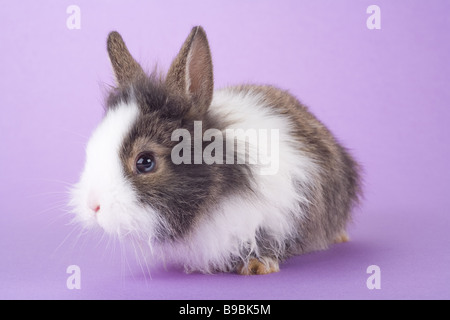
70, 101, 160, 238
159, 88, 320, 273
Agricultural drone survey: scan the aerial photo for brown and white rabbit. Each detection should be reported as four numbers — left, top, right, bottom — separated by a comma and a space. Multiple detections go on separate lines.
70, 26, 361, 275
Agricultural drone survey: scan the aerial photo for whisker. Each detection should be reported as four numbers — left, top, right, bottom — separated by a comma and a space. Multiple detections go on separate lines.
30, 202, 70, 220
77, 226, 93, 254
71, 226, 88, 251
96, 230, 108, 249
28, 178, 75, 188
61, 128, 90, 140
120, 239, 135, 281
130, 237, 148, 286
26, 191, 71, 199
136, 236, 152, 281
52, 225, 80, 256
42, 213, 74, 231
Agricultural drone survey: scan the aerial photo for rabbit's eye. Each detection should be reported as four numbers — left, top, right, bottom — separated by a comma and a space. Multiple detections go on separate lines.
136, 153, 156, 174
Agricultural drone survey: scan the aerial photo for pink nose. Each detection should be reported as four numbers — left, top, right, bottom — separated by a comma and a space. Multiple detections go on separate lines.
88, 191, 101, 214
89, 203, 100, 214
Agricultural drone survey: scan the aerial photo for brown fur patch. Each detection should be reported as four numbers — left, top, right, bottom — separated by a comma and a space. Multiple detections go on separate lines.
107, 31, 144, 86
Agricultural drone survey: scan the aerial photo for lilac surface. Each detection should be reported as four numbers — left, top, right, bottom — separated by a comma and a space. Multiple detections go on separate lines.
1, 0, 450, 300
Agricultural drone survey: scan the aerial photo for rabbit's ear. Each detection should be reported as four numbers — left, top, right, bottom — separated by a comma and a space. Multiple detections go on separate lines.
166, 26, 214, 113
107, 31, 144, 86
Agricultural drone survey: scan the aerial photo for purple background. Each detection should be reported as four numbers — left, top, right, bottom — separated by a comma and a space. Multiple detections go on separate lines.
1, 0, 449, 300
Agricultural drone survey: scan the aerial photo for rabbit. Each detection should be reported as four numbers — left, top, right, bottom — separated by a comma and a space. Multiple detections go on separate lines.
70, 26, 362, 275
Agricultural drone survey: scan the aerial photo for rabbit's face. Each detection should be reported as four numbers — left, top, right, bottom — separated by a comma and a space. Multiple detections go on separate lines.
71, 26, 231, 242
70, 78, 217, 241
69, 99, 160, 238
